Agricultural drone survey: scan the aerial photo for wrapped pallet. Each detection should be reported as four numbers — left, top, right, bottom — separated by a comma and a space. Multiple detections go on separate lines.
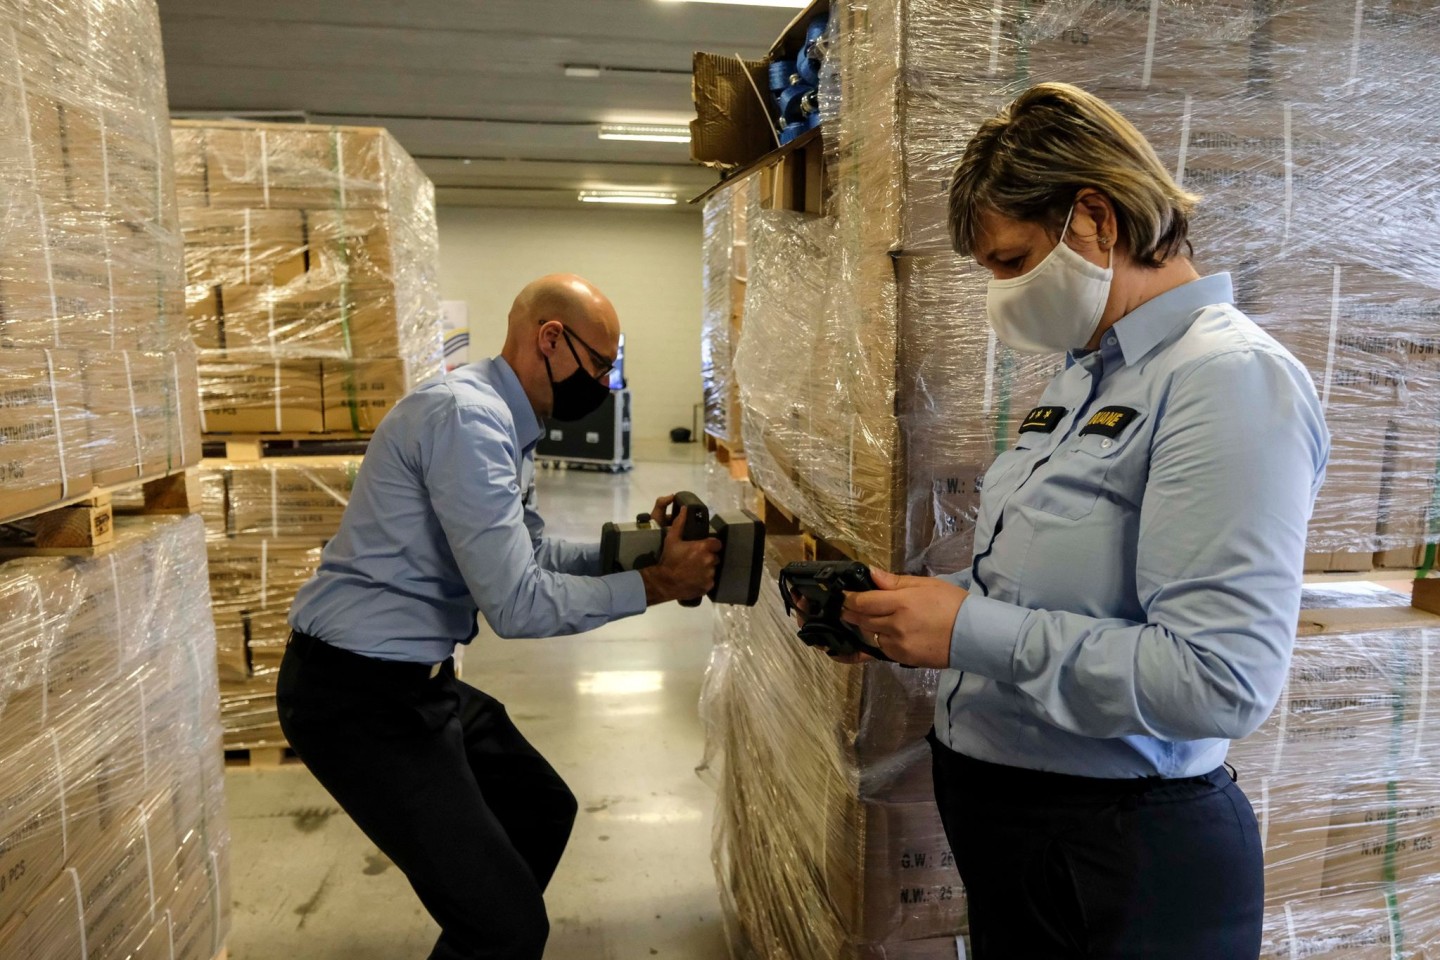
199, 457, 358, 749
170, 120, 444, 437
0, 0, 200, 524
702, 179, 751, 449
0, 515, 230, 959
730, 0, 1440, 575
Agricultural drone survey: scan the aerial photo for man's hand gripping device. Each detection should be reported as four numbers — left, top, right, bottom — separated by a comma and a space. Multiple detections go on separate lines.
600, 491, 766, 606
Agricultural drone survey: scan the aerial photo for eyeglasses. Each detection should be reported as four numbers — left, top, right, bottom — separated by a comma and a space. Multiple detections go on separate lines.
560, 325, 616, 381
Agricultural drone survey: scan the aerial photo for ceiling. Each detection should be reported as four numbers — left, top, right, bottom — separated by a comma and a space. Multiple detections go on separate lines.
156, 0, 800, 212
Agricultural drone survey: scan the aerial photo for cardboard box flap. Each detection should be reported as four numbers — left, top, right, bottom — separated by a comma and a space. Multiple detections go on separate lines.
691, 52, 775, 168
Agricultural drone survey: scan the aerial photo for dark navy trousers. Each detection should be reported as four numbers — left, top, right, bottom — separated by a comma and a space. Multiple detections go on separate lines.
928, 731, 1264, 959
278, 631, 577, 960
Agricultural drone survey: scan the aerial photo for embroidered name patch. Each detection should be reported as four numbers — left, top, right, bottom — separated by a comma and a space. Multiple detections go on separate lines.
1078, 406, 1139, 439
1018, 406, 1067, 434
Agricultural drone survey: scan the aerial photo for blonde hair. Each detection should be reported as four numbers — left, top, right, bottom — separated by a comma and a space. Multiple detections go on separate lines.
948, 83, 1199, 268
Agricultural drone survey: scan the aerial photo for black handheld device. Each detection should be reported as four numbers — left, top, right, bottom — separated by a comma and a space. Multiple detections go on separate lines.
778, 560, 892, 662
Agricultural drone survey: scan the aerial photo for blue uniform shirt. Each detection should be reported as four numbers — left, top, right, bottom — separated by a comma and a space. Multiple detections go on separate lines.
290, 357, 647, 663
935, 274, 1330, 778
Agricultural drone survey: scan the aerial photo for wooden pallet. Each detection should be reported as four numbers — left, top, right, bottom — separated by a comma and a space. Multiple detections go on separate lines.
0, 470, 199, 558
704, 433, 749, 481
750, 481, 864, 564
224, 745, 303, 769
204, 435, 371, 462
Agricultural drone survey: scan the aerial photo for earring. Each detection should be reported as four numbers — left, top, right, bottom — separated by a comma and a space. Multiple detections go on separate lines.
1098, 236, 1110, 249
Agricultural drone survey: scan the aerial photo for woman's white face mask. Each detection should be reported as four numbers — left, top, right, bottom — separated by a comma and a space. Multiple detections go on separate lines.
985, 206, 1114, 355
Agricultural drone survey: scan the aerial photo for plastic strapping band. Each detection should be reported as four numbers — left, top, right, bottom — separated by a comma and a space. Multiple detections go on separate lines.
1258, 778, 1272, 848
261, 538, 270, 608
273, 359, 283, 432
43, 350, 70, 498
1321, 266, 1340, 410
1416, 636, 1430, 762
1281, 104, 1294, 249
123, 351, 144, 477
987, 0, 1003, 76
271, 466, 279, 536
170, 352, 187, 469
68, 867, 89, 960
108, 555, 123, 675
140, 809, 158, 922
1283, 902, 1298, 960
48, 731, 70, 861
138, 680, 151, 787
260, 129, 271, 206
981, 328, 997, 419
11, 28, 61, 345
1350, 0, 1365, 84
100, 112, 118, 350
164, 909, 176, 960
335, 128, 348, 210
1141, 0, 1160, 88
244, 208, 254, 284
267, 290, 277, 343
36, 584, 49, 727
208, 850, 223, 956
1175, 94, 1193, 186
955, 934, 967, 959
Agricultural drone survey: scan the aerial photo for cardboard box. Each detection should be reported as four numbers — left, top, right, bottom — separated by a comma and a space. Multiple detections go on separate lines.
0, 350, 94, 522
0, 868, 86, 960
323, 357, 407, 432
1253, 777, 1333, 905
181, 208, 307, 288
1322, 776, 1440, 891
220, 280, 397, 358
197, 358, 324, 434
224, 458, 359, 538
1261, 880, 1440, 958
0, 734, 68, 931
200, 124, 386, 210
306, 208, 396, 286
206, 539, 323, 614
187, 284, 222, 351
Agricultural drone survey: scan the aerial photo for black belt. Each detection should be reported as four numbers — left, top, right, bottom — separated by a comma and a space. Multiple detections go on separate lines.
287, 630, 454, 685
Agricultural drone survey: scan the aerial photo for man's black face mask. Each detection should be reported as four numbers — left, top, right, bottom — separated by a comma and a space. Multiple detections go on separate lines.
545, 328, 610, 422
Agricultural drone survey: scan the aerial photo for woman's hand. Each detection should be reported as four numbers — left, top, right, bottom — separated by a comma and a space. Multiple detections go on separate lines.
842, 569, 967, 669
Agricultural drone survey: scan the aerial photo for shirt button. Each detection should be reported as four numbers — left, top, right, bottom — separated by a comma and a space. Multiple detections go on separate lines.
1101, 439, 1114, 449
1106, 336, 1117, 346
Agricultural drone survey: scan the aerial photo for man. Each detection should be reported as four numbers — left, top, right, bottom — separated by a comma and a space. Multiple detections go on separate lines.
278, 274, 721, 960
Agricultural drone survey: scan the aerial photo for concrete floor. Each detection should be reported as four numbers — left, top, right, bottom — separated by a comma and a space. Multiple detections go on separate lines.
224, 444, 734, 960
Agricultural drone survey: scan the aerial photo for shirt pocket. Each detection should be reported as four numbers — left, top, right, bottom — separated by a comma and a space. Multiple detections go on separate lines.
1021, 410, 1149, 521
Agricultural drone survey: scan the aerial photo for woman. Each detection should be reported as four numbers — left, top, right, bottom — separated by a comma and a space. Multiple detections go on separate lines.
841, 84, 1328, 958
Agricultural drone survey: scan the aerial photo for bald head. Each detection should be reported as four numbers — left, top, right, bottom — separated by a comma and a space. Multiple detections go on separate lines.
499, 273, 622, 419
505, 274, 619, 353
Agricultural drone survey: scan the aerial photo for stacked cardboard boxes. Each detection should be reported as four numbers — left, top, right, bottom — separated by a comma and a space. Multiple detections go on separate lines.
0, 515, 231, 959
199, 458, 358, 749
723, 0, 1440, 576
170, 120, 443, 437
0, 0, 200, 526
701, 179, 751, 449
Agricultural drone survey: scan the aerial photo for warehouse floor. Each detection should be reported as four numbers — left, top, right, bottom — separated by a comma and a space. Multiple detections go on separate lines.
223, 447, 732, 960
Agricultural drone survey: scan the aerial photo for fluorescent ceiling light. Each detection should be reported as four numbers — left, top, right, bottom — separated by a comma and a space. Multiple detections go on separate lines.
658, 0, 808, 6
579, 191, 679, 206
598, 123, 691, 144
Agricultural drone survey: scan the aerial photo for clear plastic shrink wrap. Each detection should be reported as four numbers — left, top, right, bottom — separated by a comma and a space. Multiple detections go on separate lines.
170, 120, 444, 436
197, 457, 359, 748
0, 515, 231, 959
0, 0, 200, 524
732, 0, 1440, 575
701, 180, 751, 447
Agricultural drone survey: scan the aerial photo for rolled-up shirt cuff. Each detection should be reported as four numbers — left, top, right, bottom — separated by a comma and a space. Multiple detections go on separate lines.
603, 570, 648, 618
949, 594, 1027, 683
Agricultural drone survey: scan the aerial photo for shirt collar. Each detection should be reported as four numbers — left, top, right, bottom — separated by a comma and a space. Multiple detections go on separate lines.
483, 356, 544, 451
1077, 273, 1235, 368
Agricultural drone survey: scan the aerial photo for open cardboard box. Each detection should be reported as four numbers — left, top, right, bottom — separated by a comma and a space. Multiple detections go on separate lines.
690, 0, 829, 174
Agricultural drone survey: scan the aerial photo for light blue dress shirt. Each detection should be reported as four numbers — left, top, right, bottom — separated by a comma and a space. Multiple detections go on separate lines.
935, 274, 1330, 778
289, 357, 647, 663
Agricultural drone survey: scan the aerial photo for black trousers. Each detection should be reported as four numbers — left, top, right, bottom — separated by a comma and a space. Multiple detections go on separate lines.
928, 731, 1264, 960
276, 632, 578, 960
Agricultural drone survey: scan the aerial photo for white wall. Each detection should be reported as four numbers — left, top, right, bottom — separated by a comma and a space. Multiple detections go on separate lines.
436, 206, 703, 447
